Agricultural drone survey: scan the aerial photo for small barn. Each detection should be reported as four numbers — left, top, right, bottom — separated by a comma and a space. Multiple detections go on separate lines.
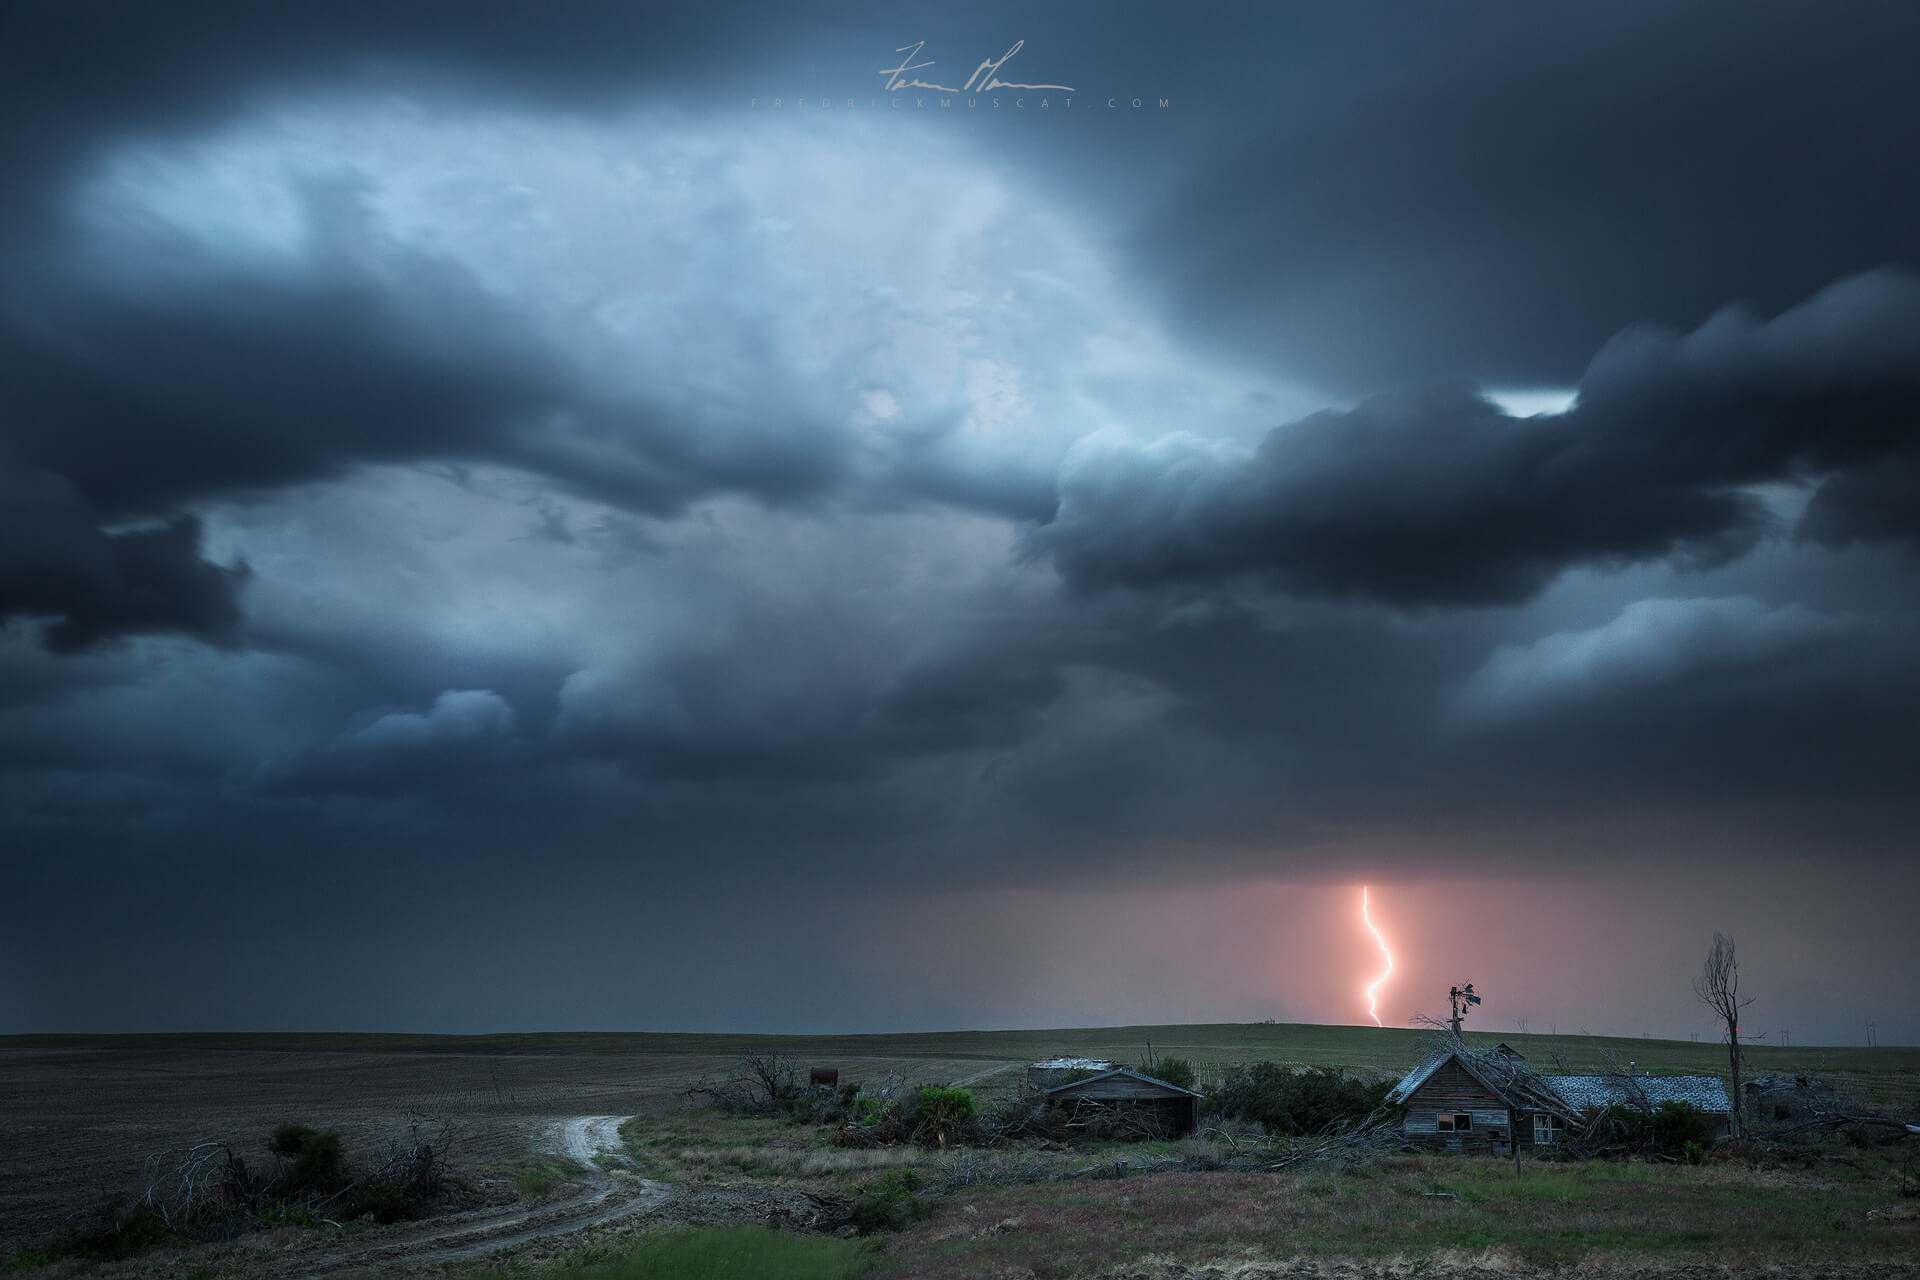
1044, 1067, 1203, 1137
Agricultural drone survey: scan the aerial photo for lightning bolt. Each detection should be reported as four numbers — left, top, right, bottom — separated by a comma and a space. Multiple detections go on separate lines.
1362, 885, 1393, 1028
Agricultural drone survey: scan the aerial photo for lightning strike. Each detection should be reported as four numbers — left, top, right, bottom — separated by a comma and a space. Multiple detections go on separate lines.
1362, 885, 1394, 1028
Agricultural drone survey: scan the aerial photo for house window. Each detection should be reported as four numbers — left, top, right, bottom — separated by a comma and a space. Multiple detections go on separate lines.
1533, 1114, 1564, 1145
1436, 1112, 1472, 1132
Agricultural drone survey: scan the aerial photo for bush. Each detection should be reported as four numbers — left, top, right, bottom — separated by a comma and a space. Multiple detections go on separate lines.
49, 1203, 181, 1262
1651, 1101, 1717, 1157
909, 1085, 980, 1148
1147, 1057, 1196, 1091
349, 1175, 419, 1225
1204, 1064, 1390, 1134
266, 1124, 349, 1198
848, 1169, 932, 1234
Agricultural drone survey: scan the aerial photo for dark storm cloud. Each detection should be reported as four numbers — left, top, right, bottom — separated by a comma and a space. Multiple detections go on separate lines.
1026, 270, 1920, 607
3, 1, 1918, 1040
5, 178, 854, 522
555, 625, 1071, 782
1122, 1, 1920, 393
1798, 456, 1920, 553
254, 688, 519, 795
0, 461, 247, 651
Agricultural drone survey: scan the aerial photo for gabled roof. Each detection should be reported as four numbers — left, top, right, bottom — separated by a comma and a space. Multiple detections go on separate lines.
1387, 1047, 1519, 1107
1538, 1075, 1732, 1114
1043, 1066, 1204, 1098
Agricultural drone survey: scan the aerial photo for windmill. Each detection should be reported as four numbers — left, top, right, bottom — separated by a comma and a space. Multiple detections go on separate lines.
1448, 983, 1481, 1038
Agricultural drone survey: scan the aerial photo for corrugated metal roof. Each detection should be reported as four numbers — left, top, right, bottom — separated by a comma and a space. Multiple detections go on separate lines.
1538, 1075, 1732, 1113
1044, 1066, 1204, 1098
1030, 1057, 1116, 1071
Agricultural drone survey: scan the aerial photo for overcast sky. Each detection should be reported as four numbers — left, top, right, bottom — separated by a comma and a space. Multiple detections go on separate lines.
3, 1, 1917, 1045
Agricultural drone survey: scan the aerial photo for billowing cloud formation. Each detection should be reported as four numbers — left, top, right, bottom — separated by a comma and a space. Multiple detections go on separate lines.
1451, 596, 1855, 726
0, 461, 248, 651
1027, 270, 1920, 606
3, 3, 1919, 1042
257, 688, 517, 794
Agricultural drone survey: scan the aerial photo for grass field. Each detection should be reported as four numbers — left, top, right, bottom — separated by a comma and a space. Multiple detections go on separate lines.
3, 1023, 1916, 1277
12, 1021, 1916, 1104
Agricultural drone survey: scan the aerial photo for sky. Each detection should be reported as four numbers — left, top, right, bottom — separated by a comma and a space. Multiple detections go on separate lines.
2, 1, 1917, 1045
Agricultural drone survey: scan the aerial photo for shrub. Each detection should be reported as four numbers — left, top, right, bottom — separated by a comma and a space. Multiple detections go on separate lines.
848, 1168, 931, 1234
1204, 1064, 1390, 1134
1135, 1056, 1197, 1090
913, 1085, 980, 1147
349, 1175, 418, 1225
1651, 1101, 1717, 1157
50, 1203, 181, 1262
266, 1124, 348, 1198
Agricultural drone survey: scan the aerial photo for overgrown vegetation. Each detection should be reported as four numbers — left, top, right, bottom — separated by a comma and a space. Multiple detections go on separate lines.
871, 1148, 1920, 1278
22, 1114, 456, 1267
848, 1168, 934, 1234
1204, 1062, 1396, 1134
508, 1154, 591, 1200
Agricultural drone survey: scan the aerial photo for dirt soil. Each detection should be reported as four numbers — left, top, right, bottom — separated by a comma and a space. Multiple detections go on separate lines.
0, 1043, 1000, 1273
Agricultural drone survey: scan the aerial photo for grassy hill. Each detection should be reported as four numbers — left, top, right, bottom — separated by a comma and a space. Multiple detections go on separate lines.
7, 1022, 1917, 1106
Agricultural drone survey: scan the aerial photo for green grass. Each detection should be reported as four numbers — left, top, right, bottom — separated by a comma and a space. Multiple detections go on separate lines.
461, 1226, 873, 1280
868, 1151, 1920, 1278
7, 1023, 1910, 1077
503, 1155, 589, 1200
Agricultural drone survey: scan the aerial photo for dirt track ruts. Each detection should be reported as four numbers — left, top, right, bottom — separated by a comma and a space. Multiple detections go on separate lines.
278, 1114, 669, 1278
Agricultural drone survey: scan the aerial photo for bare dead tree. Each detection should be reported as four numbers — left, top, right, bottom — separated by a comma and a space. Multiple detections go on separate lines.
1693, 932, 1753, 1138
683, 1053, 801, 1112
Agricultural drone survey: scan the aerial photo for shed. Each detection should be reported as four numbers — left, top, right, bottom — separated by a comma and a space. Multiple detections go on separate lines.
1044, 1067, 1203, 1137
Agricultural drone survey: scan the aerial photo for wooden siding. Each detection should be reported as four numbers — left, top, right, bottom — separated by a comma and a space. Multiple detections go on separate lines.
1049, 1075, 1192, 1101
1399, 1060, 1517, 1153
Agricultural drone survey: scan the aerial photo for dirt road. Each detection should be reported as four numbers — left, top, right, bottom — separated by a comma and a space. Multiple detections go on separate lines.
279, 1114, 669, 1277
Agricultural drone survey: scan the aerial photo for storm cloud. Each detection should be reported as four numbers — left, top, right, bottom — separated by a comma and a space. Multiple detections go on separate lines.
1028, 270, 1920, 607
2, 2, 1917, 1042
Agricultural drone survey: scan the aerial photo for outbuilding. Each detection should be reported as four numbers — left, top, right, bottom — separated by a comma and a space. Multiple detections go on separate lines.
1044, 1066, 1203, 1137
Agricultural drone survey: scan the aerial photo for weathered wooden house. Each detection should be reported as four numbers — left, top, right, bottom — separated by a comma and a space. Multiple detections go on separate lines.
1387, 1047, 1553, 1151
1387, 1044, 1732, 1150
1044, 1067, 1203, 1137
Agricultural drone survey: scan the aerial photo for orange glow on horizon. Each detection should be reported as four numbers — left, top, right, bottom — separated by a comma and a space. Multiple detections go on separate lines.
1362, 885, 1394, 1027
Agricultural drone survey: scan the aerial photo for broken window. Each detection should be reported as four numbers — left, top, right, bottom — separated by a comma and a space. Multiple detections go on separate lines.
1436, 1112, 1473, 1132
1533, 1114, 1564, 1144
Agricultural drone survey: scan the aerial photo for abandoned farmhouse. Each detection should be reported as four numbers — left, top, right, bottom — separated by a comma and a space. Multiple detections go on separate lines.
1388, 1043, 1732, 1152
